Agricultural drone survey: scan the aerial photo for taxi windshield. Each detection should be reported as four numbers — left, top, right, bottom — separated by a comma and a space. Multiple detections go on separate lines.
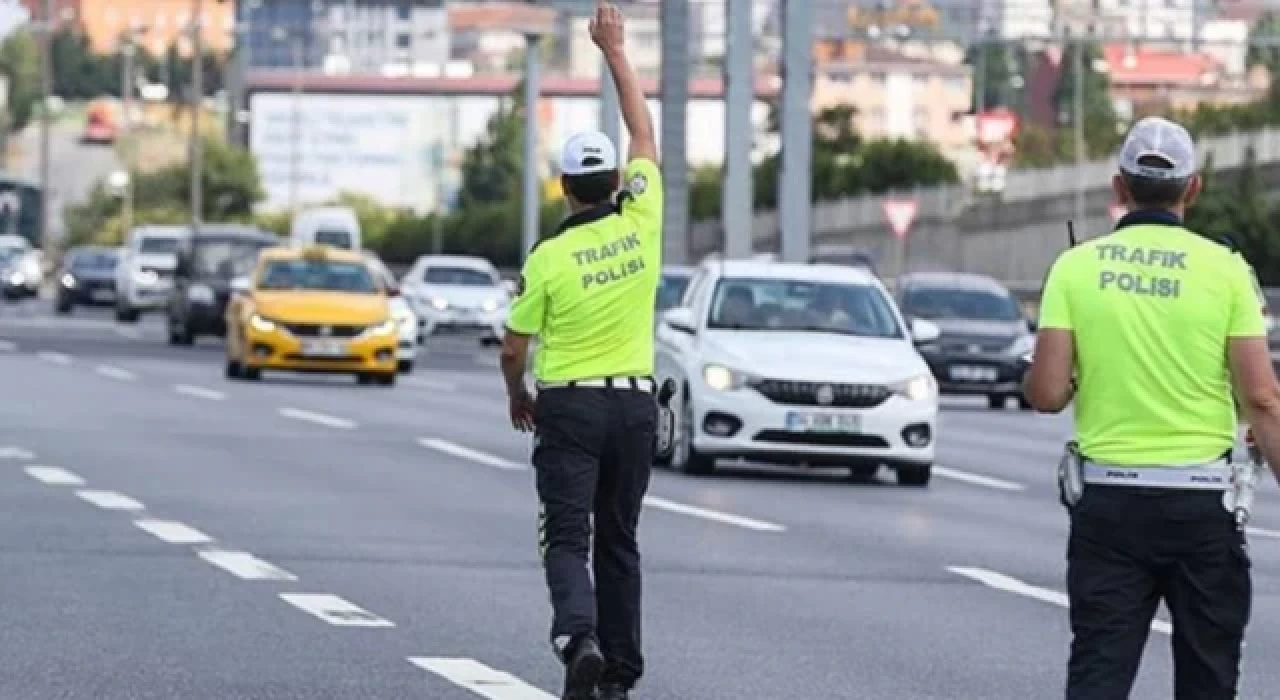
258, 259, 378, 294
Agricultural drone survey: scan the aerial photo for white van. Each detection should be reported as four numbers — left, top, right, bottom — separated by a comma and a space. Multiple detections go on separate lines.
290, 206, 362, 251
115, 225, 188, 322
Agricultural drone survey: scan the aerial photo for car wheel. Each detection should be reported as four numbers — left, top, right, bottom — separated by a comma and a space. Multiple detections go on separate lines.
397, 359, 414, 374
357, 373, 374, 385
115, 304, 139, 323
896, 463, 932, 487
241, 366, 262, 381
168, 321, 194, 346
671, 392, 715, 476
224, 358, 242, 379
377, 372, 397, 387
55, 300, 72, 314
987, 394, 1006, 410
1018, 394, 1033, 411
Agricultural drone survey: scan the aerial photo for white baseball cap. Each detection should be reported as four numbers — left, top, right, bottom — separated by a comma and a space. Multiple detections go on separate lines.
560, 130, 618, 176
1118, 116, 1197, 180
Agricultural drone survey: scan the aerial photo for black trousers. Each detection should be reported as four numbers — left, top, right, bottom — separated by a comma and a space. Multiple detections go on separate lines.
1066, 485, 1251, 700
533, 385, 656, 689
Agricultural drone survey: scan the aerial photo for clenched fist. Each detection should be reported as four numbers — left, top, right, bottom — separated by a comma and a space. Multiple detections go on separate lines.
588, 1, 625, 52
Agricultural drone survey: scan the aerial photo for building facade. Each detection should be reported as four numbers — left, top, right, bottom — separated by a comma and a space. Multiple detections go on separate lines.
33, 0, 235, 55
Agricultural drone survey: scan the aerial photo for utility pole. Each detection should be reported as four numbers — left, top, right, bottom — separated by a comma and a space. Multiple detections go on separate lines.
37, 0, 53, 250
1072, 37, 1085, 226
189, 0, 204, 229
120, 31, 135, 238
720, 0, 752, 259
519, 34, 541, 260
289, 36, 302, 214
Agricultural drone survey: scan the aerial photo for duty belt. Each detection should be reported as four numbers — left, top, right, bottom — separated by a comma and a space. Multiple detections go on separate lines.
536, 375, 656, 393
1081, 460, 1231, 490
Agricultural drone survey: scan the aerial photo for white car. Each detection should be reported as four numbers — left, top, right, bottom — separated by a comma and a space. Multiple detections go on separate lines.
115, 225, 187, 322
364, 253, 422, 373
401, 255, 510, 346
655, 259, 941, 485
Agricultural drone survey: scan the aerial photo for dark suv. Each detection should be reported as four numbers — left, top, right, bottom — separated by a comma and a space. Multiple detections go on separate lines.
897, 272, 1036, 410
167, 226, 278, 345
55, 246, 119, 313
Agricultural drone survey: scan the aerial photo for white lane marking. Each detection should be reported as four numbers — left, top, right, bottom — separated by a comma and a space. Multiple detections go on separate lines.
76, 490, 145, 511
409, 657, 555, 700
133, 519, 214, 544
198, 550, 297, 581
419, 437, 525, 470
113, 326, 141, 339
474, 355, 500, 368
948, 566, 1172, 636
25, 466, 85, 485
37, 351, 71, 364
95, 365, 136, 381
642, 495, 787, 533
0, 446, 35, 460
279, 407, 357, 430
279, 593, 395, 628
0, 339, 15, 351
934, 466, 1025, 492
1247, 526, 1280, 539
404, 376, 458, 391
174, 384, 226, 401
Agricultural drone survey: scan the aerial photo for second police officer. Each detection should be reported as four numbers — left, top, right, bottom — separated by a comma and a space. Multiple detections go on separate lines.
1025, 116, 1280, 699
498, 3, 660, 700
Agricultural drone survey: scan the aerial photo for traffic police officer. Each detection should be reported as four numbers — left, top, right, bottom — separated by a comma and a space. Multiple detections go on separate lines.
1026, 116, 1280, 699
499, 4, 660, 699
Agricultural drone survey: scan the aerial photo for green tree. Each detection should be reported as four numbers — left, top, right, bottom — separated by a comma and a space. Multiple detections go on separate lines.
1248, 14, 1280, 84
0, 29, 41, 132
1052, 41, 1121, 158
966, 40, 1027, 112
1186, 149, 1280, 284
457, 84, 524, 209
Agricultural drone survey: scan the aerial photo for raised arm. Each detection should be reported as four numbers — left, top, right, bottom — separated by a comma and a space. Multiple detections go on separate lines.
590, 2, 657, 164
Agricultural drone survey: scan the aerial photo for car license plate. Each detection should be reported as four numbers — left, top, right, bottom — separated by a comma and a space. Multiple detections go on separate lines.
90, 289, 115, 301
950, 365, 998, 382
301, 339, 348, 357
785, 412, 861, 433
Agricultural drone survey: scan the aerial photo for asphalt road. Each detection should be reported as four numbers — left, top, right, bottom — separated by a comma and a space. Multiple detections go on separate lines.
4, 300, 1280, 699
10, 120, 121, 225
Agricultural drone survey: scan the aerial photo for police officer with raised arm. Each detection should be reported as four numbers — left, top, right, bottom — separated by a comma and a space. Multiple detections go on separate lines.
498, 3, 661, 699
1026, 116, 1280, 699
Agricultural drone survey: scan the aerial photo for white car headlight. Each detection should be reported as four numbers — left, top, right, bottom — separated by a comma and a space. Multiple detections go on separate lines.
60, 273, 76, 287
893, 374, 938, 402
702, 363, 756, 391
429, 296, 449, 311
249, 314, 276, 333
8, 270, 23, 285
363, 319, 397, 336
1007, 334, 1035, 356
482, 297, 502, 313
188, 283, 214, 304
133, 269, 159, 286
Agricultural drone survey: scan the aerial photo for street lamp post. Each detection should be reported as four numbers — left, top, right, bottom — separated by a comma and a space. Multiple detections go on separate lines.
271, 27, 303, 215
37, 0, 53, 251
189, 0, 204, 229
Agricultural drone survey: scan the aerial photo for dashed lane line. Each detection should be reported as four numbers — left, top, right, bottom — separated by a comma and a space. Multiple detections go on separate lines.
279, 407, 358, 430
37, 351, 71, 365
95, 365, 136, 381
134, 519, 214, 545
198, 550, 298, 581
948, 565, 1172, 636
1247, 526, 1280, 539
641, 495, 788, 533
933, 466, 1025, 492
113, 326, 141, 339
0, 446, 35, 460
403, 376, 459, 392
409, 657, 555, 700
473, 355, 500, 369
174, 384, 226, 401
24, 466, 85, 485
0, 339, 15, 351
278, 593, 395, 628
419, 437, 525, 470
76, 490, 145, 511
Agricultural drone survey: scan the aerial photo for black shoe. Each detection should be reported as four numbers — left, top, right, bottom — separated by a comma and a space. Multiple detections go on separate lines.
562, 637, 605, 700
597, 682, 630, 700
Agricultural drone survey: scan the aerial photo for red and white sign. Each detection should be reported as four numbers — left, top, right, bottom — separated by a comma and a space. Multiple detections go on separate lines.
883, 198, 918, 240
1109, 203, 1128, 223
975, 108, 1019, 146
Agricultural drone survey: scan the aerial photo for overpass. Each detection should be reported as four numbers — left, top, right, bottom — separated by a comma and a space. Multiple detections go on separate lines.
689, 127, 1280, 294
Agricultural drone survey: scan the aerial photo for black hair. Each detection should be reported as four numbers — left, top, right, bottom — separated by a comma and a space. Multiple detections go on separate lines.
1121, 154, 1191, 209
562, 156, 619, 206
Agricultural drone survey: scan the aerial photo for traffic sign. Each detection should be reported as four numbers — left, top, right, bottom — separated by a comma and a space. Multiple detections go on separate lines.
1108, 203, 1128, 223
883, 198, 918, 240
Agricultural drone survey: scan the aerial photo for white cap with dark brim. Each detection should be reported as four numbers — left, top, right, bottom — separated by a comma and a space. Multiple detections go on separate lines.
560, 130, 618, 176
1118, 116, 1197, 181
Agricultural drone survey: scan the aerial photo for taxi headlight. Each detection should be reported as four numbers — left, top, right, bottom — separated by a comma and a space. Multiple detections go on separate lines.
249, 314, 276, 333
702, 363, 755, 391
893, 374, 937, 402
133, 269, 159, 286
1007, 334, 1035, 357
363, 319, 397, 337
188, 283, 214, 304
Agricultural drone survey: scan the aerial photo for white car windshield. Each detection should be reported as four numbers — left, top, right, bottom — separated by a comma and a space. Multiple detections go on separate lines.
707, 277, 904, 339
902, 287, 1021, 322
424, 266, 495, 286
139, 237, 181, 254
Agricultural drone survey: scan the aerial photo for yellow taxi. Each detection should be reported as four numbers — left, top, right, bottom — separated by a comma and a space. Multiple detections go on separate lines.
224, 245, 400, 386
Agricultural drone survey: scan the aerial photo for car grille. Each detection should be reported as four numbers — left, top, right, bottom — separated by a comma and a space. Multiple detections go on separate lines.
939, 336, 1011, 354
142, 266, 174, 279
280, 323, 366, 338
750, 379, 891, 408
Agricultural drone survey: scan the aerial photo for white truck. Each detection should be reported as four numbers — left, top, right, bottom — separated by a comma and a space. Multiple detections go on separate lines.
114, 225, 188, 322
290, 206, 361, 251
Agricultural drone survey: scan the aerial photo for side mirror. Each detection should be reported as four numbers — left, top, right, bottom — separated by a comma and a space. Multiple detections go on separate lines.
385, 285, 400, 297
1026, 318, 1038, 333
501, 279, 518, 296
663, 307, 697, 334
909, 317, 941, 344
230, 276, 251, 294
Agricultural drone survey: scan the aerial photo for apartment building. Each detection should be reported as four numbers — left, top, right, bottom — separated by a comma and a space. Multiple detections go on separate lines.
566, 2, 661, 79
24, 0, 235, 55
